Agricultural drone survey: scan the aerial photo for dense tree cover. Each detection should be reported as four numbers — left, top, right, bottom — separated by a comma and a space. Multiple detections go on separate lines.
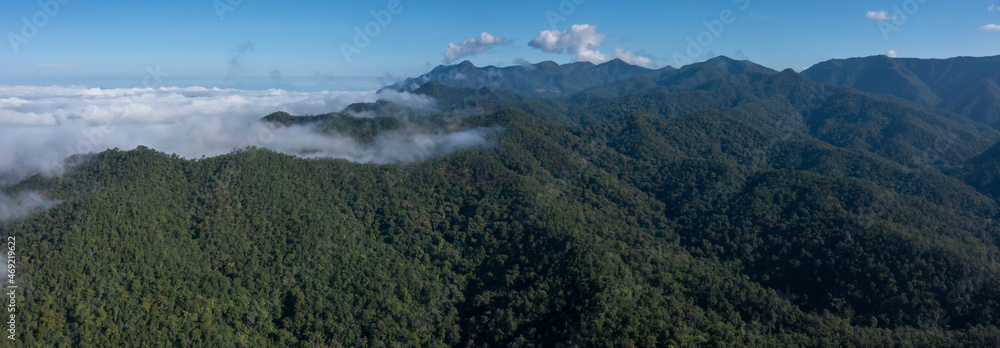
956, 141, 1000, 201
803, 55, 1000, 128
420, 58, 1000, 167
4, 58, 1000, 346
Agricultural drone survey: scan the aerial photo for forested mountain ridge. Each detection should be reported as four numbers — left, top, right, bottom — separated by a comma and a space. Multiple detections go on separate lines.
382, 58, 665, 98
418, 57, 1000, 169
4, 57, 1000, 346
802, 55, 1000, 128
955, 141, 1000, 200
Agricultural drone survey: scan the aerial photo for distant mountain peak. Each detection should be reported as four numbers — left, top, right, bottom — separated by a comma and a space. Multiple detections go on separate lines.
456, 60, 477, 70
669, 56, 775, 80
705, 55, 740, 63
598, 58, 630, 66
535, 60, 560, 68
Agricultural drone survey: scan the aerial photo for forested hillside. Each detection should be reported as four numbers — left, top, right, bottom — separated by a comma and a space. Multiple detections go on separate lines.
803, 55, 1000, 128
3, 57, 1000, 346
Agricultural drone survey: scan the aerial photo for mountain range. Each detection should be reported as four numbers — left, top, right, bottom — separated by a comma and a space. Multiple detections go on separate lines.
382, 58, 665, 98
3, 55, 1000, 346
803, 55, 1000, 128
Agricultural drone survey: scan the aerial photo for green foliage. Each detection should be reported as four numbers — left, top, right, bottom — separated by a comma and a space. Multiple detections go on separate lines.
4, 57, 1000, 346
803, 55, 1000, 128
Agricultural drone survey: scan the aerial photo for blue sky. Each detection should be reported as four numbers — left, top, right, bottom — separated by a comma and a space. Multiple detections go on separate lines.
2, 0, 1000, 91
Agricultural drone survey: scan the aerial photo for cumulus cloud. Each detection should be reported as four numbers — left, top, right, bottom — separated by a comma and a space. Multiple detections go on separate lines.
529, 24, 611, 64
866, 10, 899, 21
886, 49, 899, 58
0, 85, 490, 183
444, 32, 507, 63
528, 24, 659, 67
979, 24, 1000, 31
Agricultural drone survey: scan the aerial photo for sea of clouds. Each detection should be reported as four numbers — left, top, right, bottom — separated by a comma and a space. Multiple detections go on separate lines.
0, 85, 494, 219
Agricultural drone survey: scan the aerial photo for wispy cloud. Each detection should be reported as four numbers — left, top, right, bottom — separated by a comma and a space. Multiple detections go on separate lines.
979, 24, 1000, 31
866, 10, 900, 21
512, 58, 538, 70
270, 69, 283, 81
443, 32, 507, 63
528, 24, 659, 67
376, 89, 438, 110
0, 191, 58, 221
227, 42, 256, 79
614, 48, 658, 68
886, 49, 899, 58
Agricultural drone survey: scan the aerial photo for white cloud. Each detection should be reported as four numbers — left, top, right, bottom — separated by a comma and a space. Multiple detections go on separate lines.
990, 4, 998, 12
0, 85, 492, 183
376, 89, 438, 110
979, 24, 1000, 31
443, 32, 507, 63
0, 192, 58, 221
886, 49, 899, 58
866, 10, 899, 21
529, 24, 612, 64
528, 30, 570, 53
528, 24, 659, 67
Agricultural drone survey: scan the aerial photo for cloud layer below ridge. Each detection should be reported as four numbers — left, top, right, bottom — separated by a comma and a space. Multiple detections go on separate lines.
0, 85, 492, 184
